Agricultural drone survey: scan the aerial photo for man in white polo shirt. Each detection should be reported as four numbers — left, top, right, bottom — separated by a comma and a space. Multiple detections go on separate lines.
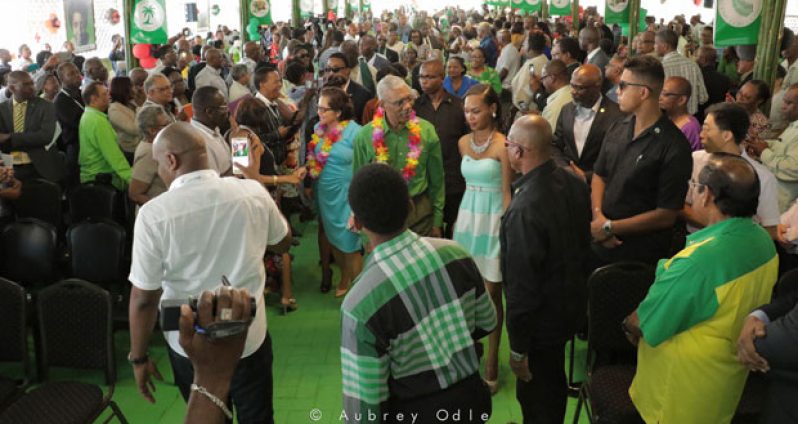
683, 103, 779, 238
127, 122, 291, 424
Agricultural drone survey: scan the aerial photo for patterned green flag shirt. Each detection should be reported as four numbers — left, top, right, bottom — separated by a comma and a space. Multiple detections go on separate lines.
340, 230, 497, 423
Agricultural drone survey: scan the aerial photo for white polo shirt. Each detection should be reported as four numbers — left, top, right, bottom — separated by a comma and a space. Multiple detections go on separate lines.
191, 120, 233, 176
129, 170, 289, 357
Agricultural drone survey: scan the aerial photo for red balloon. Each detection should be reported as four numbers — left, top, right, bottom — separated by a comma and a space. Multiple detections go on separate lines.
132, 44, 151, 59
139, 56, 157, 69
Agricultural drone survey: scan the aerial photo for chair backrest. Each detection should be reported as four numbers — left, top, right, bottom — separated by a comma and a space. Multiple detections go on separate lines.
0, 218, 58, 287
0, 277, 29, 379
775, 268, 798, 300
11, 178, 63, 231
68, 184, 117, 224
36, 279, 115, 385
67, 219, 126, 288
587, 262, 656, 358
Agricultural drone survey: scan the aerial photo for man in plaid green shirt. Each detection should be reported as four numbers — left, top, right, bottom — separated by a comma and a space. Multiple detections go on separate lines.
341, 164, 497, 424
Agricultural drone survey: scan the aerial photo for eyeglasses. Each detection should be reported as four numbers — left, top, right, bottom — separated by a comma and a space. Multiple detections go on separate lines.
324, 66, 346, 73
317, 105, 334, 113
385, 95, 417, 107
540, 74, 554, 82
504, 139, 530, 152
618, 80, 651, 92
661, 91, 686, 97
689, 179, 706, 194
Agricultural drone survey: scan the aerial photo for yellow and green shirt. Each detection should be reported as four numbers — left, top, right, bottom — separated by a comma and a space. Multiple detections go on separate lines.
630, 217, 777, 424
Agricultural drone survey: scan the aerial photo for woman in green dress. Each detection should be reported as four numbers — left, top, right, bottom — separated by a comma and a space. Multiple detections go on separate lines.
467, 47, 502, 94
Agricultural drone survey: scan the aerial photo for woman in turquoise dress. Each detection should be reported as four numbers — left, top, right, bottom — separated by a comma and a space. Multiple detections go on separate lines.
309, 87, 363, 297
453, 84, 513, 394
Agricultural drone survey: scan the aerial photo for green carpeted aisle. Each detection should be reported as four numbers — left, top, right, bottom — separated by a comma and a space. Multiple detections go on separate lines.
87, 220, 589, 423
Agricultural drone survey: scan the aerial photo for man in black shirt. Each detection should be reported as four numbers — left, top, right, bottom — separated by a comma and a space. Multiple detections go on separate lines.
501, 114, 591, 424
591, 55, 692, 266
414, 59, 468, 239
695, 46, 731, 121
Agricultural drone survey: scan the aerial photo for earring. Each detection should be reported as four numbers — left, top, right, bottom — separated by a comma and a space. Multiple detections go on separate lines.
492, 112, 496, 118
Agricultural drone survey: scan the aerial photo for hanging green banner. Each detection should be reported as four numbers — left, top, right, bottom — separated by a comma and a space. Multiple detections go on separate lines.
510, 0, 524, 9
715, 0, 762, 47
130, 0, 168, 44
300, 0, 314, 18
549, 0, 571, 16
605, 0, 629, 24
248, 0, 273, 26
521, 0, 541, 13
362, 0, 372, 11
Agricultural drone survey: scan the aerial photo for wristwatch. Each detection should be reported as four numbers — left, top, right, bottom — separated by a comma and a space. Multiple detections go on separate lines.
510, 351, 527, 361
128, 352, 149, 365
602, 219, 613, 236
621, 317, 633, 336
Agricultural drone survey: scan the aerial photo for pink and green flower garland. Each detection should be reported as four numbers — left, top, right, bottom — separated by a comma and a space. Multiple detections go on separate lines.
371, 107, 422, 181
307, 120, 350, 178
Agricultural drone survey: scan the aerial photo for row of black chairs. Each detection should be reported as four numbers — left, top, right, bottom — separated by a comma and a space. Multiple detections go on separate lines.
0, 278, 128, 423
0, 217, 127, 291
12, 179, 123, 234
573, 263, 798, 424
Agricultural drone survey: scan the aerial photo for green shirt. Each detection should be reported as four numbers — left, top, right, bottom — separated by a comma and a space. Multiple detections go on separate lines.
352, 117, 445, 228
79, 106, 132, 190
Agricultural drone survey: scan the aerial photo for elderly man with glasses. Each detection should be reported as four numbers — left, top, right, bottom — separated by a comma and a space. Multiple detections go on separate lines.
352, 75, 445, 238
590, 55, 692, 267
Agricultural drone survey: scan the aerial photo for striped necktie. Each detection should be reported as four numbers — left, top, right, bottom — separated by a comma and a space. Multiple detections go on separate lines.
13, 101, 27, 133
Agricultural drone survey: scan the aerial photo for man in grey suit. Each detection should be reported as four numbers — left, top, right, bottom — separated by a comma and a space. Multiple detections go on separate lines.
737, 288, 798, 424
0, 71, 64, 183
580, 27, 609, 72
552, 64, 624, 184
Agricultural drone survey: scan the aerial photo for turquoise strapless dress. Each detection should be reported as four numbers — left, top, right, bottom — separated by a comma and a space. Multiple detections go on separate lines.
452, 155, 503, 282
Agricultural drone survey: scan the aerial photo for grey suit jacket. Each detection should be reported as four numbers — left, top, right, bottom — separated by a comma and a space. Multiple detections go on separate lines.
754, 291, 798, 424
0, 97, 65, 182
588, 49, 610, 74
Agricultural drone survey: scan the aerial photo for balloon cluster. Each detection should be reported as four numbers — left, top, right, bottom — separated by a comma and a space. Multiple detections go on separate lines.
247, 18, 260, 41
133, 44, 157, 68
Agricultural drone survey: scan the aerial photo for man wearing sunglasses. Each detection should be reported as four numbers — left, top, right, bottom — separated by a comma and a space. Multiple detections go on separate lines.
323, 52, 371, 125
590, 55, 692, 267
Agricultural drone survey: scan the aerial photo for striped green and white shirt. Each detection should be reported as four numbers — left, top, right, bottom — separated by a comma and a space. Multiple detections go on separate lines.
340, 230, 497, 423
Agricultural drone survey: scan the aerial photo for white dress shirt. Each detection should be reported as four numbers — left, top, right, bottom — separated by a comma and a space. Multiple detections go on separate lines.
190, 119, 233, 176
573, 96, 602, 157
496, 43, 520, 90
542, 85, 573, 131
129, 169, 288, 358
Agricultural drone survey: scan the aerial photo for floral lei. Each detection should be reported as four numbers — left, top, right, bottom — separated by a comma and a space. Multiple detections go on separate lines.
372, 107, 422, 181
307, 120, 349, 178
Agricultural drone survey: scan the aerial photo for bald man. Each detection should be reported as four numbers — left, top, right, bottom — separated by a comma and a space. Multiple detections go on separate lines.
660, 76, 701, 150
129, 122, 291, 424
239, 41, 265, 75
537, 59, 572, 131
553, 64, 624, 184
501, 115, 591, 424
194, 47, 229, 101
579, 27, 609, 71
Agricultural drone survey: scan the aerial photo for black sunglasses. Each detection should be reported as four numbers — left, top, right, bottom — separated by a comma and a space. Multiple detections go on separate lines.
618, 80, 651, 92
324, 66, 346, 73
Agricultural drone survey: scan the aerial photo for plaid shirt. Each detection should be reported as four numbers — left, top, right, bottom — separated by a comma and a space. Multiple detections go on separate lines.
340, 230, 497, 423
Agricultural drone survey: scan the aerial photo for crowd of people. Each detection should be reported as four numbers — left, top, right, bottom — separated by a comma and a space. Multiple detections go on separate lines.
1, 3, 798, 424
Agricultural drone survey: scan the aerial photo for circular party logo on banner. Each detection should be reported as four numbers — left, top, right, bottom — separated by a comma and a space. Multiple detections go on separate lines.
250, 0, 270, 18
719, 0, 762, 27
525, 0, 540, 6
607, 0, 628, 13
552, 0, 569, 8
134, 0, 165, 32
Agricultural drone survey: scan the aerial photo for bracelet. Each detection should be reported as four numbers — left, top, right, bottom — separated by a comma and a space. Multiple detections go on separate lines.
272, 175, 277, 185
191, 383, 233, 420
127, 352, 149, 365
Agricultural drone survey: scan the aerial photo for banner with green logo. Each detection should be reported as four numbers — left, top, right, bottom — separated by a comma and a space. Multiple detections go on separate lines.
605, 0, 629, 24
521, 0, 541, 13
248, 0, 273, 26
130, 0, 168, 44
549, 0, 571, 16
715, 0, 762, 46
361, 0, 372, 11
300, 0, 314, 18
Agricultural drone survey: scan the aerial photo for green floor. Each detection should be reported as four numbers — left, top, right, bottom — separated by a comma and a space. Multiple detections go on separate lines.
81, 220, 589, 423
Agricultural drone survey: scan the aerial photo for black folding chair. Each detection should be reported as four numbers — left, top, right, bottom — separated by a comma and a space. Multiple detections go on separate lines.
67, 219, 126, 290
0, 277, 29, 412
68, 184, 117, 225
12, 178, 63, 232
0, 218, 58, 288
0, 279, 127, 424
573, 262, 654, 424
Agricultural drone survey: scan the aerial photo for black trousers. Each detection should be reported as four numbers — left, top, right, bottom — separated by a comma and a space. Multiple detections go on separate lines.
515, 343, 567, 424
383, 374, 491, 423
443, 190, 464, 239
168, 333, 274, 424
